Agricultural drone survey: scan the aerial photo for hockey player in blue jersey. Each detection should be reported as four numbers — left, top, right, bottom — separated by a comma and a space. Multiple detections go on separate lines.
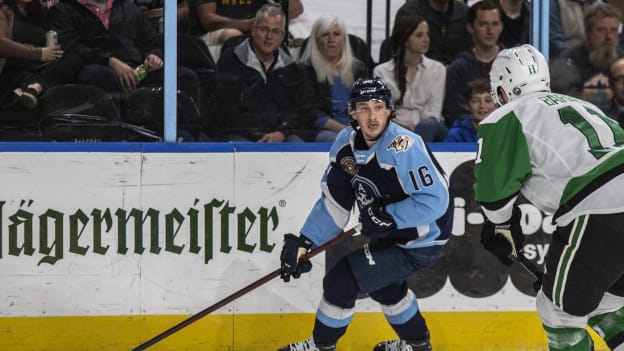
276, 77, 452, 351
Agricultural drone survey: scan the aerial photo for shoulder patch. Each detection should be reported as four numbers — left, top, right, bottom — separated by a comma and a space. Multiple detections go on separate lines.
340, 156, 358, 175
387, 135, 414, 153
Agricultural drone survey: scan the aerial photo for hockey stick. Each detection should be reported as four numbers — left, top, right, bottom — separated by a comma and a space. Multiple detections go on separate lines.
131, 224, 362, 351
517, 251, 544, 293
517, 252, 543, 282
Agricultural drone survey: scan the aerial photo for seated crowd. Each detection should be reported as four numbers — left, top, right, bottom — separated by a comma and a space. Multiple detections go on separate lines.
1, 0, 624, 142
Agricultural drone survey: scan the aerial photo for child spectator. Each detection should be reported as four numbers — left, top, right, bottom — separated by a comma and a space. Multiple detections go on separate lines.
444, 78, 496, 142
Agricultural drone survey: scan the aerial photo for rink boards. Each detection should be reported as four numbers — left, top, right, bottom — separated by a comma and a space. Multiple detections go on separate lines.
0, 142, 607, 350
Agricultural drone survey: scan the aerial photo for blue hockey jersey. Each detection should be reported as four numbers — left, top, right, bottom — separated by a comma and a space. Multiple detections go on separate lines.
301, 122, 450, 249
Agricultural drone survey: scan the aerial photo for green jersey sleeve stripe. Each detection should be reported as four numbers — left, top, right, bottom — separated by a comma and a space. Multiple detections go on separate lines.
474, 110, 531, 203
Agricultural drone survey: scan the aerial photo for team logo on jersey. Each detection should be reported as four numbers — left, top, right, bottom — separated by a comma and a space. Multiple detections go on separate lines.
354, 178, 381, 208
387, 135, 414, 153
340, 156, 358, 175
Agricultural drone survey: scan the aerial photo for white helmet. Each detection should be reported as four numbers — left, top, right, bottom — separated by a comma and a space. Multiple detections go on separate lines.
489, 44, 550, 106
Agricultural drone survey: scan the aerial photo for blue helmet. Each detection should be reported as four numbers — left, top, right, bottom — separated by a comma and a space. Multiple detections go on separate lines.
348, 77, 394, 115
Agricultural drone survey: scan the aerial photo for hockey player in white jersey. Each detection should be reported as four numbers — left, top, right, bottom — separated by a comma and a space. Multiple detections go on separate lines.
276, 77, 452, 351
475, 44, 624, 351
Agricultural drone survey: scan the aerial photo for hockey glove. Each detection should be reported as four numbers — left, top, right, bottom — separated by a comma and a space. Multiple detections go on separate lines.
359, 196, 396, 241
481, 207, 524, 266
280, 233, 313, 282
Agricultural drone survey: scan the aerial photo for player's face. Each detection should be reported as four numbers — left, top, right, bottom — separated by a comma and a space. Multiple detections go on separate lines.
351, 100, 391, 143
317, 24, 345, 63
468, 91, 496, 122
468, 9, 503, 49
405, 21, 429, 55
251, 14, 285, 58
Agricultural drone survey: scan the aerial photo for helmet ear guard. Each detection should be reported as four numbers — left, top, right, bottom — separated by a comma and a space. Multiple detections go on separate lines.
348, 77, 394, 115
489, 44, 550, 105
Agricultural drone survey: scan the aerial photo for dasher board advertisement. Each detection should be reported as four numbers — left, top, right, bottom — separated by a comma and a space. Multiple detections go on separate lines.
0, 143, 549, 318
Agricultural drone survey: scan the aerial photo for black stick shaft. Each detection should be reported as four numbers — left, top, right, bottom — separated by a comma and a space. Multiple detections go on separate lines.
517, 254, 544, 282
131, 224, 361, 351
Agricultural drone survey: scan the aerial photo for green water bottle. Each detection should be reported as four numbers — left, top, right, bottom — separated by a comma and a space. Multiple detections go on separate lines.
135, 64, 148, 81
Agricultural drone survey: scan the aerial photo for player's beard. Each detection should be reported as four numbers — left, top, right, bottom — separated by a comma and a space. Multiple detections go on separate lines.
589, 46, 618, 71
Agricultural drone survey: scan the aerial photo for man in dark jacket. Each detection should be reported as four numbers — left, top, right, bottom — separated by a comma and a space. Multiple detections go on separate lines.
214, 4, 301, 142
496, 0, 530, 49
443, 0, 503, 127
49, 0, 199, 103
188, 0, 303, 46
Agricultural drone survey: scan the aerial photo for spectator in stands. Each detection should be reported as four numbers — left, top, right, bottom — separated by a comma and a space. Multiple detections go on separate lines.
132, 0, 190, 33
0, 0, 81, 109
496, 0, 529, 48
605, 57, 624, 128
373, 13, 447, 141
188, 0, 303, 47
41, 0, 59, 9
379, 0, 472, 65
443, 0, 503, 127
293, 16, 368, 142
131, 0, 217, 138
550, 2, 623, 112
549, 0, 597, 59
49, 0, 200, 108
213, 4, 301, 142
443, 78, 496, 142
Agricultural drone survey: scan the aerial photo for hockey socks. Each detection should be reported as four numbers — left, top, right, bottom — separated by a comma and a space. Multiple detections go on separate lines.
312, 296, 354, 345
381, 289, 429, 340
589, 306, 624, 350
544, 326, 594, 351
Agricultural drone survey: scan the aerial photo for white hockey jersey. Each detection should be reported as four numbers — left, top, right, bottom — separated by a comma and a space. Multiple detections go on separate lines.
474, 91, 624, 226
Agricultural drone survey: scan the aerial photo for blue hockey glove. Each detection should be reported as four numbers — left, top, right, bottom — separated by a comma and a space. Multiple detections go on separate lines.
280, 233, 313, 282
481, 207, 523, 266
359, 196, 396, 240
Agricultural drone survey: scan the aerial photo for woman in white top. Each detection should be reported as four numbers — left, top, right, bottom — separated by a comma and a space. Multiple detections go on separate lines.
373, 13, 447, 141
